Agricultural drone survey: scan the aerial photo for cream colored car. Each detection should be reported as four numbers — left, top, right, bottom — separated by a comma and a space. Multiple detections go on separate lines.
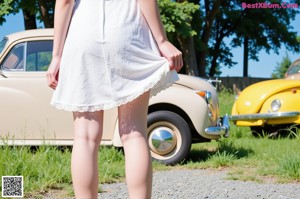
0, 29, 229, 165
285, 58, 300, 80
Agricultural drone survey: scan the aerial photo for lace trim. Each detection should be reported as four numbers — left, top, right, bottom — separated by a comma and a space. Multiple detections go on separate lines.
51, 66, 177, 112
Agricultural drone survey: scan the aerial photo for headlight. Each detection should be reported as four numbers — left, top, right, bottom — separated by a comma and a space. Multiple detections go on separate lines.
271, 99, 281, 112
195, 91, 212, 104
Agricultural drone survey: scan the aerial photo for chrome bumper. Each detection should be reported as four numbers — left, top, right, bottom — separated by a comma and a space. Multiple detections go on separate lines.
230, 111, 300, 121
205, 114, 230, 138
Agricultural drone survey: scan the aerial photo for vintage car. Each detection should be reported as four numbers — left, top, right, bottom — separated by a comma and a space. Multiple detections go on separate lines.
0, 29, 230, 165
285, 58, 300, 80
231, 58, 300, 137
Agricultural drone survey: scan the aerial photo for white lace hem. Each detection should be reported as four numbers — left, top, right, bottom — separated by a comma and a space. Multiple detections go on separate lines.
51, 68, 178, 112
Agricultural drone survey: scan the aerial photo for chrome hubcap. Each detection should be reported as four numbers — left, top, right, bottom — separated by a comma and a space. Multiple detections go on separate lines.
148, 126, 177, 155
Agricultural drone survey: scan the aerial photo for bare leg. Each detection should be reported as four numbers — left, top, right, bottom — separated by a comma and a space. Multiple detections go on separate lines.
118, 91, 152, 199
71, 111, 103, 199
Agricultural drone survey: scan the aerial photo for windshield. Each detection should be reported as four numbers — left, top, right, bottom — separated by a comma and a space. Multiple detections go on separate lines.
287, 59, 300, 75
0, 37, 8, 54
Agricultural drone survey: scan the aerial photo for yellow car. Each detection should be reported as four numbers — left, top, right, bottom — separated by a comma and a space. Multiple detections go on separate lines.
231, 59, 300, 136
0, 29, 230, 165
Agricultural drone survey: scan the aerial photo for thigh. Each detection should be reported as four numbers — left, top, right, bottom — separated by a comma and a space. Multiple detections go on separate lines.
73, 111, 104, 141
118, 91, 150, 136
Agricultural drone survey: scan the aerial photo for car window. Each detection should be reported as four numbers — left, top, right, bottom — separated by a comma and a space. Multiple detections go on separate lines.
1, 40, 53, 72
0, 37, 8, 54
26, 40, 53, 71
286, 60, 300, 75
1, 43, 25, 71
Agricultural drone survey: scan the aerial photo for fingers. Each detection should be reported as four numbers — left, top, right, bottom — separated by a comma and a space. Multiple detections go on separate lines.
46, 58, 60, 90
159, 41, 183, 72
168, 50, 183, 72
47, 71, 58, 90
46, 67, 59, 90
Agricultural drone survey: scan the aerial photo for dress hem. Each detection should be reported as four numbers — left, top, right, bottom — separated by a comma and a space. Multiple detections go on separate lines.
51, 67, 178, 112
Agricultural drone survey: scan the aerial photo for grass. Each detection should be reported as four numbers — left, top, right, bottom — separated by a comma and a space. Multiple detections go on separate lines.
0, 145, 72, 197
277, 154, 300, 180
185, 136, 300, 183
1, 90, 300, 198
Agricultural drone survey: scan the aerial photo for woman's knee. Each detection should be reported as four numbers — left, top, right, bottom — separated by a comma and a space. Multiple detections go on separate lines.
73, 111, 104, 143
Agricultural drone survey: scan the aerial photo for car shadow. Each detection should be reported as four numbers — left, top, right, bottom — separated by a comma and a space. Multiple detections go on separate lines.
186, 141, 255, 163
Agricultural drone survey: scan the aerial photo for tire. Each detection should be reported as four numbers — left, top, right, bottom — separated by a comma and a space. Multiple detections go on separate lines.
147, 111, 192, 165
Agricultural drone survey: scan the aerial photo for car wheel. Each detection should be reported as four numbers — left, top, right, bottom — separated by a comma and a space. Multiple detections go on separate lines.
147, 111, 192, 165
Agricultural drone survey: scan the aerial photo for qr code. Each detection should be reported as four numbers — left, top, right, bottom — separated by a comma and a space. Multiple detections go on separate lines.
2, 176, 23, 198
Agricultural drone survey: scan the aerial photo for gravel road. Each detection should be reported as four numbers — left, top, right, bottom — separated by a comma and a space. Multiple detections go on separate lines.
99, 169, 300, 199
41, 169, 300, 199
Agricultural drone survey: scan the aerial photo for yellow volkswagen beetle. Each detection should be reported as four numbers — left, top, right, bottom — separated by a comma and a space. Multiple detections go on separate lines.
231, 59, 300, 137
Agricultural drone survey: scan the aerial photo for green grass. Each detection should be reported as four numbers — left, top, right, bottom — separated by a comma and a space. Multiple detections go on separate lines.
277, 154, 300, 180
185, 136, 300, 182
0, 145, 72, 197
0, 145, 126, 197
1, 90, 300, 198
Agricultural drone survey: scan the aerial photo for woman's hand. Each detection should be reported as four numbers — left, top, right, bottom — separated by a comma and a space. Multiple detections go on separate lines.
47, 56, 60, 90
46, 0, 74, 90
138, 0, 183, 72
158, 41, 183, 72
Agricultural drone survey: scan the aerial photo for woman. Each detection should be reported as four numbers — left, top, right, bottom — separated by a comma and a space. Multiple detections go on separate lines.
47, 0, 183, 198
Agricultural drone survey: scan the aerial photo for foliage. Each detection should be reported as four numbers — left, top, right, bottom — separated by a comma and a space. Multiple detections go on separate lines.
0, 0, 55, 28
271, 53, 292, 78
0, 145, 72, 196
277, 154, 300, 180
188, 135, 300, 181
207, 150, 237, 167
158, 0, 199, 42
217, 87, 234, 115
230, 0, 300, 56
1, 0, 300, 77
0, 0, 13, 24
0, 145, 125, 197
205, 0, 300, 76
98, 147, 125, 184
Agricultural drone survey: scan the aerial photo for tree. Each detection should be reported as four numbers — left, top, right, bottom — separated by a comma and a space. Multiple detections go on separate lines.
1, 0, 200, 75
201, 0, 300, 77
271, 53, 292, 78
0, 0, 54, 29
37, 0, 55, 28
158, 0, 200, 75
0, 0, 13, 24
198, 0, 222, 77
2, 0, 300, 78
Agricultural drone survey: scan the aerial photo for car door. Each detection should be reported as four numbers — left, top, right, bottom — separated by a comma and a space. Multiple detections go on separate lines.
0, 38, 118, 145
0, 39, 74, 143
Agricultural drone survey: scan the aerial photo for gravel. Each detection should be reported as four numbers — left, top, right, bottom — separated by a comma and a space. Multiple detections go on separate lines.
99, 169, 300, 199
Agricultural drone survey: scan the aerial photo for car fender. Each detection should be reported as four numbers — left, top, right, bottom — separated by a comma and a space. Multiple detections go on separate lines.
260, 89, 300, 124
231, 101, 238, 116
110, 85, 212, 147
235, 79, 300, 114
148, 85, 211, 138
232, 82, 300, 126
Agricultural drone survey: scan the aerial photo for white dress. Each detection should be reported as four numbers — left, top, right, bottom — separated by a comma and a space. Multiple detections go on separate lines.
51, 0, 179, 112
